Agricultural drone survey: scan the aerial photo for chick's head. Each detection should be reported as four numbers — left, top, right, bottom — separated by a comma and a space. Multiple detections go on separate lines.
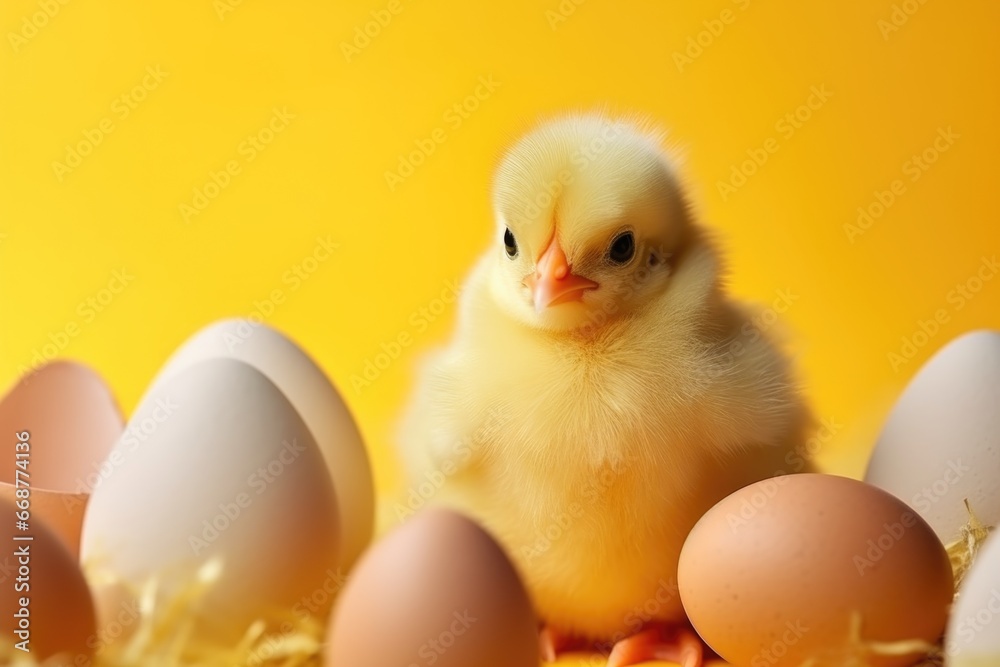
489, 114, 699, 334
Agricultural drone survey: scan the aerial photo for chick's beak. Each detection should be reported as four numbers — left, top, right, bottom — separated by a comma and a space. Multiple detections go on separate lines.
522, 236, 598, 313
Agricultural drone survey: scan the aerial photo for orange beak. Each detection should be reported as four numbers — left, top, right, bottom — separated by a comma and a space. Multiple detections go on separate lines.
522, 236, 598, 312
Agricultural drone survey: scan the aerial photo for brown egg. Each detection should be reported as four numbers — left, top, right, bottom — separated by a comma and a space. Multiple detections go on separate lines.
678, 474, 953, 667
327, 509, 538, 667
0, 497, 96, 665
0, 361, 123, 555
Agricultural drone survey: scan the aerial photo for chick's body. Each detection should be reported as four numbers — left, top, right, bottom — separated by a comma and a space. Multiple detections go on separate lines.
400, 115, 811, 643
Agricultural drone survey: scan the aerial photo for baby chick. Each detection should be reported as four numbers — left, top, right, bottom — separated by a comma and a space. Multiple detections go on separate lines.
399, 115, 812, 667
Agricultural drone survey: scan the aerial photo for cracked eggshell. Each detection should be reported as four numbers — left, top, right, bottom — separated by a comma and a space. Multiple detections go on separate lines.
0, 497, 96, 665
146, 319, 373, 570
946, 532, 1000, 665
80, 358, 339, 644
0, 361, 123, 555
327, 509, 538, 667
865, 330, 1000, 545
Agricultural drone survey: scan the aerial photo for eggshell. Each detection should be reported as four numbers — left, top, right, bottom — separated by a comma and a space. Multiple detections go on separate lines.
327, 509, 538, 667
80, 358, 339, 644
865, 330, 1000, 545
147, 319, 373, 569
0, 361, 123, 555
946, 532, 1000, 665
679, 474, 953, 667
0, 497, 96, 665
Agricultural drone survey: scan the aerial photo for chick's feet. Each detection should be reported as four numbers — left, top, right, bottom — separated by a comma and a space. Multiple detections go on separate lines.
539, 625, 587, 663
606, 623, 704, 667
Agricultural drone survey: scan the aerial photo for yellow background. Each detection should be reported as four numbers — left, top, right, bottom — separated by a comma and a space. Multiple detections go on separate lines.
1, 0, 998, 664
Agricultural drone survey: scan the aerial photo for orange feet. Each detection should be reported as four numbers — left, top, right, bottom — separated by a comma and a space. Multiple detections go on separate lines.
539, 625, 587, 663
606, 623, 704, 667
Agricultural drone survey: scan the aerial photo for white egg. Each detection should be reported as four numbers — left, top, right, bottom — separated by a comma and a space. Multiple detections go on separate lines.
147, 319, 373, 570
81, 358, 339, 644
946, 532, 1000, 665
866, 330, 1000, 545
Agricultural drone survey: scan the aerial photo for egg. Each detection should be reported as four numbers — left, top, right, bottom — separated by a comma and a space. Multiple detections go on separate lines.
80, 358, 339, 644
147, 319, 373, 570
866, 330, 1000, 546
0, 497, 96, 665
327, 509, 538, 667
946, 532, 1000, 665
0, 361, 123, 555
679, 473, 953, 667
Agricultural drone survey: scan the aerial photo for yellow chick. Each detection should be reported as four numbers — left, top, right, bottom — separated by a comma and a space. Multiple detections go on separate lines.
399, 114, 812, 667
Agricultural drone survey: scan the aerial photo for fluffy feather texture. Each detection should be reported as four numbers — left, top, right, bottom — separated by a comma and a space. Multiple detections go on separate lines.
399, 114, 812, 642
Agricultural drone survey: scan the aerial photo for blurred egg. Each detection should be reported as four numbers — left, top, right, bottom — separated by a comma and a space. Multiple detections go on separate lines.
679, 474, 953, 667
0, 497, 96, 665
946, 531, 1000, 665
866, 330, 1000, 546
147, 319, 373, 569
327, 509, 537, 667
81, 358, 339, 644
0, 361, 123, 554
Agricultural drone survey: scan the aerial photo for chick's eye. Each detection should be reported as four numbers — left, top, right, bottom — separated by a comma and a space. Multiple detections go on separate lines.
504, 228, 518, 258
608, 231, 635, 265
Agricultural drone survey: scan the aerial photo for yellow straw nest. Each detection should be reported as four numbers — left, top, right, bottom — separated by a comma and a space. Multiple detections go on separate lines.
3, 503, 993, 667
0, 557, 326, 667
913, 501, 993, 667
85, 559, 327, 667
